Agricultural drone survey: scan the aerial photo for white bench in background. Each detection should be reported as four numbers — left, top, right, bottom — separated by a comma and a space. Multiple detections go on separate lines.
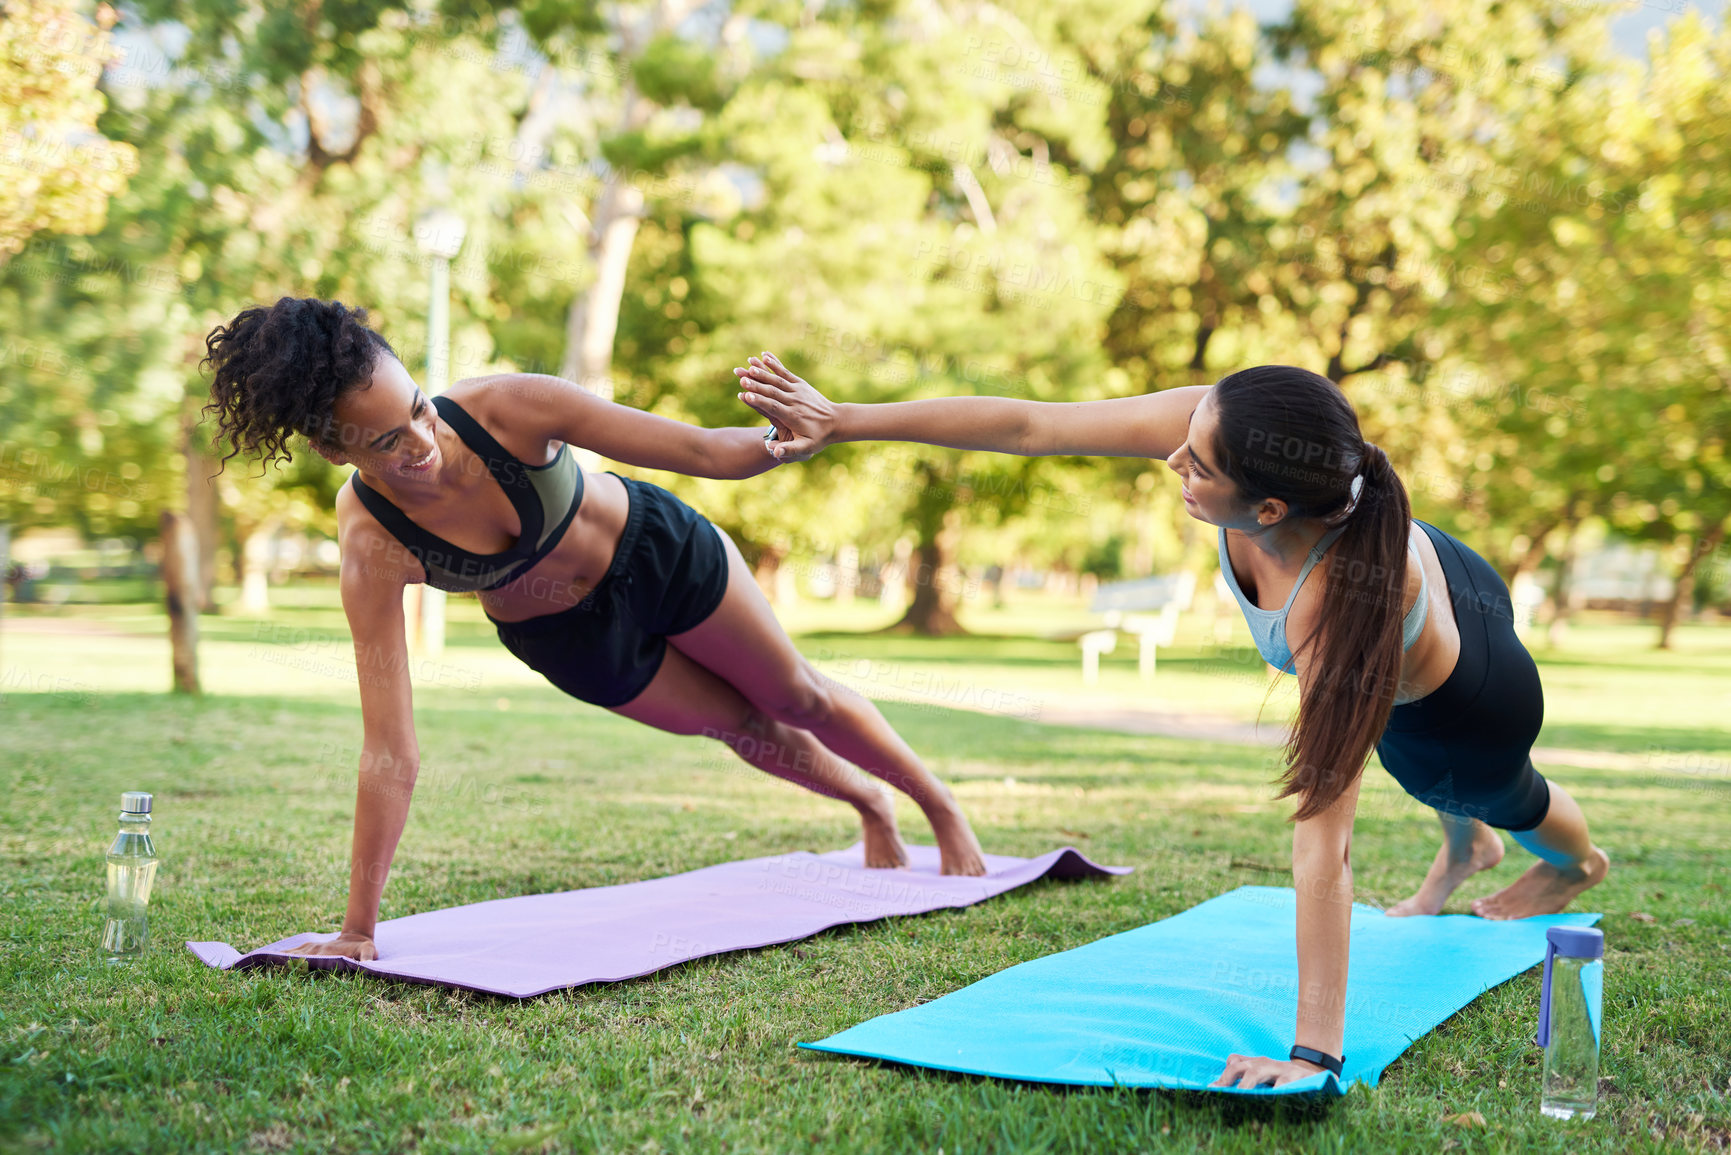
1079, 572, 1197, 684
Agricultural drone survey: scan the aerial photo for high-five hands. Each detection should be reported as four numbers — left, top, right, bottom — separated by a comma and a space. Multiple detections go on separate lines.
732, 352, 836, 463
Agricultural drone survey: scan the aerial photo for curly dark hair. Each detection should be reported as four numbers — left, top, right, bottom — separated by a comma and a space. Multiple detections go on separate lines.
201, 297, 399, 471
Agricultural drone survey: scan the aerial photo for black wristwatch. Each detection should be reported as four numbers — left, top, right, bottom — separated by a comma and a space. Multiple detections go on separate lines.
1288, 1045, 1344, 1076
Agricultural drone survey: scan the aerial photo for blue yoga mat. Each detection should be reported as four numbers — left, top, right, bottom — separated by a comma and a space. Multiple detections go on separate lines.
802, 886, 1600, 1096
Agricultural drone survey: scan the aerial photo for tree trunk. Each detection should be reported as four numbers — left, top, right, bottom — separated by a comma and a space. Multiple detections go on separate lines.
180, 368, 219, 619
237, 518, 280, 615
881, 538, 913, 610
552, 0, 707, 438
752, 545, 785, 604
160, 510, 201, 694
1503, 514, 1564, 588
889, 461, 967, 636
182, 388, 221, 612
835, 542, 859, 605
1546, 522, 1579, 649
551, 33, 675, 469
559, 173, 646, 406
0, 522, 8, 671
1659, 519, 1727, 650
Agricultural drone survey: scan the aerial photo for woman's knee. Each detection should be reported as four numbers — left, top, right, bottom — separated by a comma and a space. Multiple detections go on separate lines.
701, 703, 771, 750
761, 664, 835, 729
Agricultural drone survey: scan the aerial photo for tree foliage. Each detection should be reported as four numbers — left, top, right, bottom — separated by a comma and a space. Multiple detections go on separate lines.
0, 0, 1724, 642
0, 0, 137, 265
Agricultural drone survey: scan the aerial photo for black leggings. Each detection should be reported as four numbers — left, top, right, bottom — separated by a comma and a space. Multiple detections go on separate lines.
1374, 521, 1552, 832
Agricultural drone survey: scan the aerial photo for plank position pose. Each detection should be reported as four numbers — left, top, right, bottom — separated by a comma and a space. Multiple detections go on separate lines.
200, 298, 988, 961
733, 353, 1610, 1089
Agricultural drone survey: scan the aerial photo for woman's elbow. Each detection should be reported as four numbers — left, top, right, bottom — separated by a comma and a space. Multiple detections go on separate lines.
1292, 839, 1353, 880
1014, 406, 1045, 456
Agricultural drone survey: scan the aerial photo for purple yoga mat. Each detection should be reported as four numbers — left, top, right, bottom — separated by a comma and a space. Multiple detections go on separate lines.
187, 842, 1129, 998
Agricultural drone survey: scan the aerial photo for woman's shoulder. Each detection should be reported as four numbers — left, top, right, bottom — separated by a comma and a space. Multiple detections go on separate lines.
333, 478, 419, 588
334, 474, 391, 549
441, 375, 512, 422
1289, 519, 1423, 635
442, 377, 567, 466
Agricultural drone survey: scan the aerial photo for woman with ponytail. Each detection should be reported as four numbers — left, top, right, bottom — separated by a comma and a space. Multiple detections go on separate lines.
201, 299, 990, 963
735, 353, 1608, 1089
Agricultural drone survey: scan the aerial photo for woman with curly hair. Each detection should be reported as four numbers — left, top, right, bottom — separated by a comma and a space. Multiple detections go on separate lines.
201, 297, 988, 962
734, 352, 1609, 1090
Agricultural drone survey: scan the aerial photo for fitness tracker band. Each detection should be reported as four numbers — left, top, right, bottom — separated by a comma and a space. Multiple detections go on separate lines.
1288, 1045, 1344, 1076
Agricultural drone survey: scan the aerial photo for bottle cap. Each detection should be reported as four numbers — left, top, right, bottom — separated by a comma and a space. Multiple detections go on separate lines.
1546, 925, 1603, 959
121, 791, 153, 815
1535, 924, 1605, 1048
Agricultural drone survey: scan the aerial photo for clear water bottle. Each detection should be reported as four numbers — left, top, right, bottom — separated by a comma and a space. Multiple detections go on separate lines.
1536, 925, 1604, 1120
102, 791, 159, 962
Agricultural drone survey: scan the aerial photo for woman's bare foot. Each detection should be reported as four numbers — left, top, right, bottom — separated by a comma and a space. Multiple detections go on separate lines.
857, 791, 910, 869
1387, 821, 1505, 916
1471, 846, 1609, 920
927, 803, 988, 877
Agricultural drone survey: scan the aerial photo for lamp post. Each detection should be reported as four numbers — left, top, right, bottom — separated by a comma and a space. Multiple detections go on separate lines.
407, 208, 466, 660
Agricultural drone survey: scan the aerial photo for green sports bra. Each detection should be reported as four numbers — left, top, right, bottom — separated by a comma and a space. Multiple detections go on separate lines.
349, 393, 583, 593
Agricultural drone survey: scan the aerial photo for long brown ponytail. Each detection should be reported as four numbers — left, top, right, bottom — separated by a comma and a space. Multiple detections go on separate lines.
1210, 366, 1413, 821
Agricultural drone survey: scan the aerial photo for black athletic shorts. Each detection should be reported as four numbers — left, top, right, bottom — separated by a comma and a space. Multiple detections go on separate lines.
1374, 521, 1552, 832
486, 474, 731, 708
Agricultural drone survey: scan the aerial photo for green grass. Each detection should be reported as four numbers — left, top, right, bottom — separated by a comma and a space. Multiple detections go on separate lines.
2, 599, 1729, 1153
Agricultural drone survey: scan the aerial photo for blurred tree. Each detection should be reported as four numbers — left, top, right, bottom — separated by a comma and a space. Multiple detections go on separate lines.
1239, 0, 1618, 560
0, 0, 137, 266
638, 0, 1125, 632
1068, 1, 1290, 580
1437, 10, 1731, 647
1425, 0, 1650, 589
1067, 0, 1600, 589
403, 0, 750, 414
138, 0, 767, 603
1596, 14, 1731, 648
51, 2, 557, 611
0, 0, 139, 666
3, 0, 1720, 659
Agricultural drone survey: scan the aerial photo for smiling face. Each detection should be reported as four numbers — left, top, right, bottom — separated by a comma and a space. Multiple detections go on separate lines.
312, 353, 444, 484
1165, 388, 1285, 530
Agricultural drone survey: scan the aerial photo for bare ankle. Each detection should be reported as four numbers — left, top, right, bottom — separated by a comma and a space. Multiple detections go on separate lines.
1446, 831, 1501, 871
856, 789, 894, 817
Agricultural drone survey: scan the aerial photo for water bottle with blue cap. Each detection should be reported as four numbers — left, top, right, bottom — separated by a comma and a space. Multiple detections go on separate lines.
1536, 925, 1604, 1119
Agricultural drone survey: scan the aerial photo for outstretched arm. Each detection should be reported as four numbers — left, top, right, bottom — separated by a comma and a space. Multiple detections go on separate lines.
734, 352, 1209, 461
483, 372, 785, 480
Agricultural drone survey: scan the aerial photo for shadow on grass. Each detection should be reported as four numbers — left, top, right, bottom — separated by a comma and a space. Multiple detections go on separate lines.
1530, 650, 1731, 676
795, 1052, 1342, 1127
1536, 722, 1731, 755
878, 703, 1280, 769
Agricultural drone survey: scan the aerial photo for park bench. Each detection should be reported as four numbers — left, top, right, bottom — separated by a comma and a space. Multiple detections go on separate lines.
1079, 571, 1197, 684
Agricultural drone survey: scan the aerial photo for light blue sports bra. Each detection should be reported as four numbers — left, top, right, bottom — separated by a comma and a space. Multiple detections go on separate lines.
1217, 522, 1428, 675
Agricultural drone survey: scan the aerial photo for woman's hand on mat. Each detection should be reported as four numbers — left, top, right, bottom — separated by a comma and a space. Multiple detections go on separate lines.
733, 352, 835, 461
286, 932, 378, 961
1210, 1054, 1326, 1089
